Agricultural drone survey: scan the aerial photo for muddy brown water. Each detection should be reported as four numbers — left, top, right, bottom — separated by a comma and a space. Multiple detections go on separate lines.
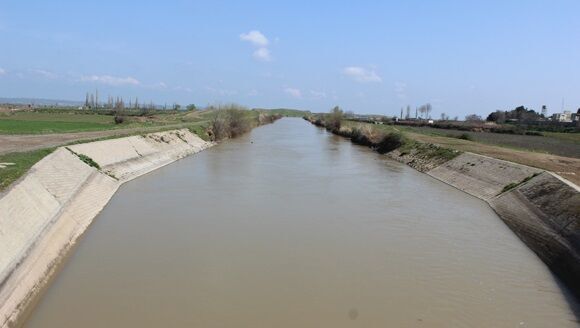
23, 118, 579, 327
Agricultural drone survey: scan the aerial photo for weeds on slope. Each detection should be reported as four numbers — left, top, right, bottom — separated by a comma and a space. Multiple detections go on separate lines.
305, 110, 460, 162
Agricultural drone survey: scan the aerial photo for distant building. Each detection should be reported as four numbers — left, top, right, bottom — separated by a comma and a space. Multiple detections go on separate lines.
551, 111, 572, 122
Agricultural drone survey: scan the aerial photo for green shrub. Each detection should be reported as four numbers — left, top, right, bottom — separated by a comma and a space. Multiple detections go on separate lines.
66, 147, 101, 169
325, 106, 344, 132
208, 104, 256, 141
114, 115, 125, 124
525, 131, 543, 136
457, 133, 473, 140
77, 153, 100, 169
499, 173, 541, 194
188, 125, 210, 141
376, 133, 403, 154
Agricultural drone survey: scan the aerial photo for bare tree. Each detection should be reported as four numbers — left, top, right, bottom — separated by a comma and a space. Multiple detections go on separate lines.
418, 105, 426, 119
465, 114, 483, 122
326, 106, 344, 131
417, 103, 432, 119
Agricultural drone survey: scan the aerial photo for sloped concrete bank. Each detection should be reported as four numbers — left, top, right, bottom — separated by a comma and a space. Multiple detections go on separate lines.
421, 152, 580, 297
306, 119, 580, 299
391, 146, 580, 300
0, 129, 213, 327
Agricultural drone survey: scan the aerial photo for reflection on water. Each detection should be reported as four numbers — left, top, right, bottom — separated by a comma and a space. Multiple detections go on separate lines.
24, 118, 579, 327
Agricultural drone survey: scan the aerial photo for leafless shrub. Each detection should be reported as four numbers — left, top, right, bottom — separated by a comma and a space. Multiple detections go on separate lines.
208, 104, 252, 141
325, 106, 344, 132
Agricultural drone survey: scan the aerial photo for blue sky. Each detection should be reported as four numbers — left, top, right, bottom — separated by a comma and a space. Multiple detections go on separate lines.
0, 1, 579, 117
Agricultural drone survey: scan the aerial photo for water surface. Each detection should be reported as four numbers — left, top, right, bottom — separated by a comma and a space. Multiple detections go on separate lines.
25, 118, 579, 327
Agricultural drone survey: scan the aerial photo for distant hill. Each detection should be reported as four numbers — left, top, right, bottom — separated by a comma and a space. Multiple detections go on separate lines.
0, 97, 83, 106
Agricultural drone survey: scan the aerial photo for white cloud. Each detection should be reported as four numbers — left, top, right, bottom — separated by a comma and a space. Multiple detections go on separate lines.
284, 87, 302, 98
253, 47, 271, 61
310, 90, 327, 99
81, 75, 140, 86
240, 30, 274, 62
247, 89, 258, 96
30, 69, 59, 79
342, 66, 382, 83
240, 30, 269, 47
0, 68, 5, 75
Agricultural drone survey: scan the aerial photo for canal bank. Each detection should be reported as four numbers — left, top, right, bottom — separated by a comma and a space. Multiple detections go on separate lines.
0, 129, 214, 327
22, 118, 580, 327
306, 116, 580, 301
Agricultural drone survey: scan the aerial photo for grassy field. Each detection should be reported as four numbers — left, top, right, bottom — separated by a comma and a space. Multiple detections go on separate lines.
0, 109, 204, 134
396, 126, 580, 158
0, 111, 114, 123
0, 120, 116, 134
544, 131, 580, 144
347, 120, 580, 158
0, 148, 55, 191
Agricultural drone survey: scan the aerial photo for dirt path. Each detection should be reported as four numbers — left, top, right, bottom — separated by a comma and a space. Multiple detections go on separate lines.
408, 132, 580, 185
0, 124, 189, 155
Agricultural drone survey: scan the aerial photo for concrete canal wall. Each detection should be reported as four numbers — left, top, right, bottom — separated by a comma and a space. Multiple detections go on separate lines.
0, 129, 213, 327
418, 151, 579, 298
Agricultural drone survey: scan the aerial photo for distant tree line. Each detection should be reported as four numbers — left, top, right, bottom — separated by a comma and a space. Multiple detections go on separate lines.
83, 90, 196, 114
398, 103, 433, 120
486, 106, 544, 123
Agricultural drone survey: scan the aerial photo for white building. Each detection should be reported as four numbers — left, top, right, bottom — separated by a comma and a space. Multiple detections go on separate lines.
551, 111, 572, 122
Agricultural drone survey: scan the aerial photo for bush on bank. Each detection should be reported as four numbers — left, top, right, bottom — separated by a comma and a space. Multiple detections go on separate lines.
304, 113, 457, 160
305, 113, 405, 154
207, 105, 282, 141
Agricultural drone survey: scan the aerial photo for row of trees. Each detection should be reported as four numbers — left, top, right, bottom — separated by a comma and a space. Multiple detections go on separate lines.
399, 103, 433, 120
83, 90, 196, 112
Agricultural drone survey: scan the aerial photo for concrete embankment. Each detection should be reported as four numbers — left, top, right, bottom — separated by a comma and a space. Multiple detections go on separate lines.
306, 118, 580, 298
392, 143, 580, 299
0, 129, 213, 327
421, 152, 580, 295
